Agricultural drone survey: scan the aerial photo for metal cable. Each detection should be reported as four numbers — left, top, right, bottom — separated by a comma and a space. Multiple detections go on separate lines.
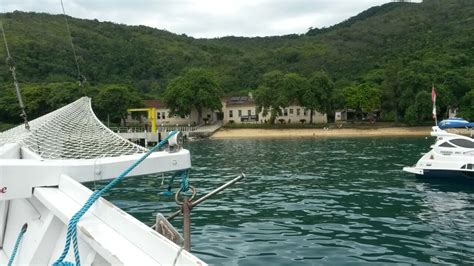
0, 20, 30, 130
60, 0, 86, 86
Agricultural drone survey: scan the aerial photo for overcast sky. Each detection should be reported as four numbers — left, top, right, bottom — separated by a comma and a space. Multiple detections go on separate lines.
2, 0, 421, 38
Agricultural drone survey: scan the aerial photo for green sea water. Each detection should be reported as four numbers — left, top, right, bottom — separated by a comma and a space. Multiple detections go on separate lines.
94, 137, 474, 265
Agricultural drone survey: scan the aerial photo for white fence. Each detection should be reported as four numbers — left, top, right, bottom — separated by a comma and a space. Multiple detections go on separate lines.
110, 126, 198, 134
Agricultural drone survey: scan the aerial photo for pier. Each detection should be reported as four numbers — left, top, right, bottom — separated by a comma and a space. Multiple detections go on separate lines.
112, 123, 222, 146
111, 126, 196, 146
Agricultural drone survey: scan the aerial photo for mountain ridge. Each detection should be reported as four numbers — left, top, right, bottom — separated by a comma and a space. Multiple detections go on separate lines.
0, 0, 473, 124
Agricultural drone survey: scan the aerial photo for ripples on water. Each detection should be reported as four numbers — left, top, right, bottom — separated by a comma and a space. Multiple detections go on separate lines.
93, 137, 474, 265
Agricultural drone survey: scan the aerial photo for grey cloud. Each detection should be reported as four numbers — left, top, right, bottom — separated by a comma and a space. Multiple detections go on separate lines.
2, 0, 421, 38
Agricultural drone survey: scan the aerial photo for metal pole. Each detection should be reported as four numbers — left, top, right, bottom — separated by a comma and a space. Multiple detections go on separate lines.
192, 173, 245, 207
167, 173, 245, 221
182, 197, 191, 252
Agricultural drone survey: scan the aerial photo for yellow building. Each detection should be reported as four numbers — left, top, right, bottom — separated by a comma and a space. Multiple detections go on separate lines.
125, 100, 218, 127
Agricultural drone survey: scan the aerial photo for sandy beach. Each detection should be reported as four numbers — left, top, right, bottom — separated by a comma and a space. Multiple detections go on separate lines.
211, 127, 433, 139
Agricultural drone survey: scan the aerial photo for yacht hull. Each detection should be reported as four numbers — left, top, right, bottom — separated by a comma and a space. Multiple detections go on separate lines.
404, 166, 474, 179
419, 169, 474, 179
403, 126, 474, 181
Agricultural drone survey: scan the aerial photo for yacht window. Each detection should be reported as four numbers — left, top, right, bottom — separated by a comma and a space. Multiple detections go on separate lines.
468, 164, 473, 170
449, 139, 474, 148
461, 165, 466, 169
439, 142, 455, 148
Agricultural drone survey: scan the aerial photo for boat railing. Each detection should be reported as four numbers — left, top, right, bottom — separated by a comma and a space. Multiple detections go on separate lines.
110, 126, 198, 133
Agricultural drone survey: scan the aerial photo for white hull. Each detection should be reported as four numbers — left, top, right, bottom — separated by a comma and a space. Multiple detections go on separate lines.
0, 175, 205, 265
0, 98, 206, 265
403, 126, 474, 179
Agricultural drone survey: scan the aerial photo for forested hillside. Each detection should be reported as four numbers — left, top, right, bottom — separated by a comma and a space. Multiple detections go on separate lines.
0, 0, 473, 125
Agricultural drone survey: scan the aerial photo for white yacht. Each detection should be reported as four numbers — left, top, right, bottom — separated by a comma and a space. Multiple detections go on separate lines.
0, 98, 206, 265
403, 118, 474, 179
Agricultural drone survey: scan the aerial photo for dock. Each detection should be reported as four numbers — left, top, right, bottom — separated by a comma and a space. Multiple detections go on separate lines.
112, 123, 222, 146
188, 122, 223, 138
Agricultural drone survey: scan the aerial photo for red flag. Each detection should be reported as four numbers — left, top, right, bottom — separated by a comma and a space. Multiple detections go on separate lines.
432, 85, 436, 119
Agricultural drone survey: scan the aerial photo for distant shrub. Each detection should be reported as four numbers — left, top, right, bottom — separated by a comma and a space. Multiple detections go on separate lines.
380, 111, 395, 122
404, 106, 418, 125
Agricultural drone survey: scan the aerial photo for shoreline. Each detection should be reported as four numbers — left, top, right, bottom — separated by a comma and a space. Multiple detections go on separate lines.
210, 127, 432, 139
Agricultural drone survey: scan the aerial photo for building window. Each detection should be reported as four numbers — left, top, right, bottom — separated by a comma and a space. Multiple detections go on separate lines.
296, 108, 300, 116
304, 109, 308, 116
238, 110, 242, 117
162, 112, 166, 119
157, 112, 161, 119
284, 109, 288, 116
290, 109, 294, 115
248, 110, 251, 116
229, 110, 233, 118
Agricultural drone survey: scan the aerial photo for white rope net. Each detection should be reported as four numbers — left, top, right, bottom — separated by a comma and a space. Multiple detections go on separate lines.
0, 97, 147, 159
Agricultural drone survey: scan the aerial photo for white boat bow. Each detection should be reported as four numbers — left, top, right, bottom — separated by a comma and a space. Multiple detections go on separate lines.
0, 97, 206, 265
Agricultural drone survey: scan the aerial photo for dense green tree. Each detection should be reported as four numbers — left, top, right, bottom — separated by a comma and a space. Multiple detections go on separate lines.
254, 71, 285, 124
255, 71, 307, 124
0, 82, 87, 124
434, 84, 456, 119
381, 62, 403, 122
163, 68, 222, 124
280, 72, 309, 123
458, 89, 474, 120
94, 84, 143, 125
397, 69, 431, 119
332, 80, 351, 111
0, 85, 22, 124
404, 91, 432, 125
343, 83, 381, 121
305, 71, 335, 123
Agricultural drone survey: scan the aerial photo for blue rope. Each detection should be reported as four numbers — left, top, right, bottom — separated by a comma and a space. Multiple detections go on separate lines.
162, 170, 189, 196
180, 169, 190, 192
8, 223, 27, 266
162, 171, 179, 196
53, 131, 178, 266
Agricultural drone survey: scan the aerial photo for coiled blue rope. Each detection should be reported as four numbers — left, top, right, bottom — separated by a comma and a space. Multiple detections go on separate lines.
162, 170, 190, 196
53, 131, 178, 266
8, 223, 27, 266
